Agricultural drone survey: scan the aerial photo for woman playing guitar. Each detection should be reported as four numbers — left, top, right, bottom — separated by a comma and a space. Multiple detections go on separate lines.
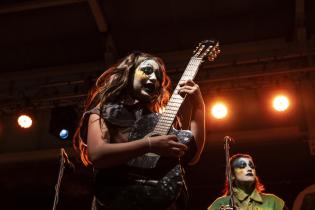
73, 45, 219, 209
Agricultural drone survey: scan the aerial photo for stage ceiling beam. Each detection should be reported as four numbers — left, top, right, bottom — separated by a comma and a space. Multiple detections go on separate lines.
87, 0, 108, 33
0, 0, 86, 14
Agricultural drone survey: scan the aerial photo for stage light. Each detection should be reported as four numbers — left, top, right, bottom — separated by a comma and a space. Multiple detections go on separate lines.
49, 106, 78, 140
211, 102, 228, 119
17, 114, 33, 128
273, 95, 289, 112
59, 129, 69, 140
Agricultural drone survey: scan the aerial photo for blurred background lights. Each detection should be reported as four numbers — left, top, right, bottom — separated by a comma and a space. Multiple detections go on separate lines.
59, 129, 69, 140
211, 102, 228, 119
17, 114, 33, 128
273, 95, 290, 112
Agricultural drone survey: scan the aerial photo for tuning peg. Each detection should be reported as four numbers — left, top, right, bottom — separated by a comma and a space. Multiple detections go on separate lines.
193, 45, 199, 53
208, 53, 219, 61
215, 48, 221, 54
208, 57, 215, 61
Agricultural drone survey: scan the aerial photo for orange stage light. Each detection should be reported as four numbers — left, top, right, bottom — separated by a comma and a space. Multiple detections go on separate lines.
272, 95, 290, 112
211, 102, 228, 119
17, 114, 33, 128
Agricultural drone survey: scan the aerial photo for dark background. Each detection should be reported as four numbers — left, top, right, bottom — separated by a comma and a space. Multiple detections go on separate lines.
0, 0, 315, 209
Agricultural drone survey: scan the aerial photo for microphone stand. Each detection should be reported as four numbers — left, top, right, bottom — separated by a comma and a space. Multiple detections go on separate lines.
221, 136, 235, 210
52, 148, 74, 210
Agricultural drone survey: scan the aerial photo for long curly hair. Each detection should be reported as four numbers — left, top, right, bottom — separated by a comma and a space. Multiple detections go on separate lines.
223, 153, 265, 195
73, 52, 172, 166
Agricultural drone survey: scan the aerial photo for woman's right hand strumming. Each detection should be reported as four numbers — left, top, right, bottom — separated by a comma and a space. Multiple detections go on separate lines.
147, 135, 188, 157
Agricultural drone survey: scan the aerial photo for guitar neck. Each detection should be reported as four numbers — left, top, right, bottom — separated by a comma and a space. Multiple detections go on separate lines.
153, 57, 203, 135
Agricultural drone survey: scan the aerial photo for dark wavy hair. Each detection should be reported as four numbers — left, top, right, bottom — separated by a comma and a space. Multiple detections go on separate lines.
73, 52, 172, 166
223, 153, 265, 195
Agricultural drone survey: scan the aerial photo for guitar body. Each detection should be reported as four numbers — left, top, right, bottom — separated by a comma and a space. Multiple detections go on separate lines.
124, 112, 197, 208
128, 112, 196, 169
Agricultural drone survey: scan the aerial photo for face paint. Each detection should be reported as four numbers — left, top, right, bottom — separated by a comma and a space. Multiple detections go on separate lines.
132, 59, 162, 102
232, 157, 256, 182
139, 66, 163, 82
233, 158, 255, 169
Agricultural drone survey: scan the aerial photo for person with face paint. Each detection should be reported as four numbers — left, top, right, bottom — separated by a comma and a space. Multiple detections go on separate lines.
207, 154, 288, 210
73, 52, 205, 210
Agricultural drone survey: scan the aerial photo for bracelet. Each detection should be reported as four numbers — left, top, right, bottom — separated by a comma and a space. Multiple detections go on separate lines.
146, 136, 151, 152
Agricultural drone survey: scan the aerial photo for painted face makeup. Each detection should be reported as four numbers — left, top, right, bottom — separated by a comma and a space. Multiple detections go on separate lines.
132, 59, 162, 102
139, 65, 163, 82
232, 157, 256, 182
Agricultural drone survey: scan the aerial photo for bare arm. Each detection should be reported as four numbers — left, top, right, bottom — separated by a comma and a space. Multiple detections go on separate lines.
87, 113, 188, 168
177, 80, 206, 165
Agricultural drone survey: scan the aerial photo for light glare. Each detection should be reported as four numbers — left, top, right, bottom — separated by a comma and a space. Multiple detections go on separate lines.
273, 95, 289, 112
17, 115, 33, 128
211, 103, 228, 119
59, 129, 69, 140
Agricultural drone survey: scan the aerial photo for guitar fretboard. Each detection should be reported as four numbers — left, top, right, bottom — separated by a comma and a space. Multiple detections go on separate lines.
153, 57, 203, 135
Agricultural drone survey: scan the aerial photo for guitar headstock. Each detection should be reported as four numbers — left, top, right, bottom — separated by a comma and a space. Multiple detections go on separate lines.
193, 40, 220, 62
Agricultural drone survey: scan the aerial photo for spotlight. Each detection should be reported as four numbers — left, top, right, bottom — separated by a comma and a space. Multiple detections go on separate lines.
273, 95, 289, 112
211, 102, 228, 119
17, 114, 33, 128
59, 129, 69, 140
